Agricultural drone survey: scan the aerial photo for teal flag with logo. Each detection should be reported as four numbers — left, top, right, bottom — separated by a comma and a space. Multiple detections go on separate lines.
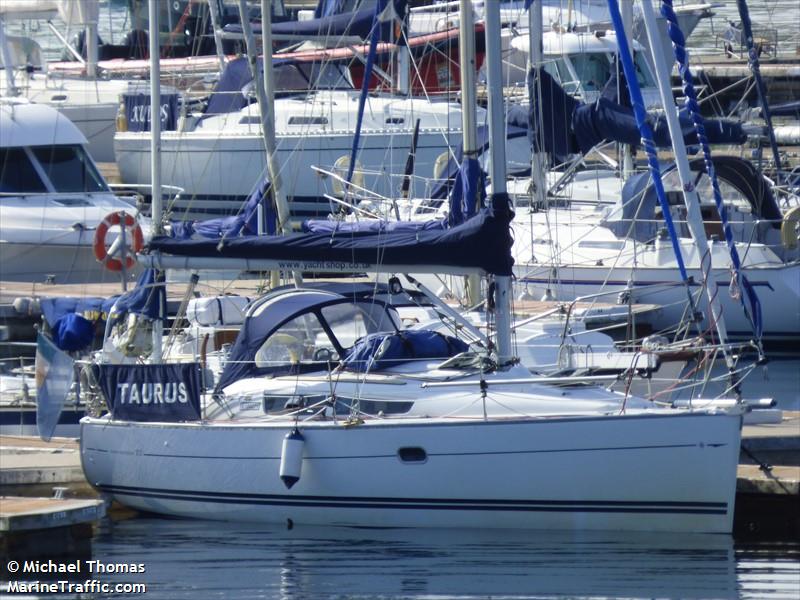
35, 333, 74, 441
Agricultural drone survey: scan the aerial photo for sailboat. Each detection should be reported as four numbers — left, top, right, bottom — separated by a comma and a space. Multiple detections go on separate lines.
79, 0, 742, 533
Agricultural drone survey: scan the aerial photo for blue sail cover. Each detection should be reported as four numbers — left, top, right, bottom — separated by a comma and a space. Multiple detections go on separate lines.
171, 176, 277, 239
529, 69, 746, 161
447, 157, 485, 226
205, 56, 298, 116
149, 206, 514, 276
572, 98, 747, 155
108, 269, 166, 327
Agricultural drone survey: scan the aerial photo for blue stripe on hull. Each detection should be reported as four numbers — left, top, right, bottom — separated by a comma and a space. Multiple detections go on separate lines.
98, 484, 729, 516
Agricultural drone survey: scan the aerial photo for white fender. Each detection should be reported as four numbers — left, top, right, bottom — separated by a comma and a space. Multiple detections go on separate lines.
279, 428, 305, 489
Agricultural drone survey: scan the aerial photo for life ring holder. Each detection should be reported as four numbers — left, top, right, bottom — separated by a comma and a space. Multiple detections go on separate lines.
93, 211, 144, 272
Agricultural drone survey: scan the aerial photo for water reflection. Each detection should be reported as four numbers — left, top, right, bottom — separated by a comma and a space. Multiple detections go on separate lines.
91, 518, 746, 600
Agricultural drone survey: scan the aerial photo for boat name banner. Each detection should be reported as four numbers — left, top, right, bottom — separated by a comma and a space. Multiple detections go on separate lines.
96, 363, 201, 422
123, 92, 179, 132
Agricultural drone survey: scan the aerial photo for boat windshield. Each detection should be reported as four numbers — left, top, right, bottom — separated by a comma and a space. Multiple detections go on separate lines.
0, 148, 48, 194
29, 145, 108, 193
633, 52, 655, 87
568, 51, 654, 93
253, 301, 398, 369
274, 62, 352, 92
568, 52, 611, 92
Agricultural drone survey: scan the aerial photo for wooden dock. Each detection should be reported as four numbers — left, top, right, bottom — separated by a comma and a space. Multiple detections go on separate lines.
1, 496, 105, 559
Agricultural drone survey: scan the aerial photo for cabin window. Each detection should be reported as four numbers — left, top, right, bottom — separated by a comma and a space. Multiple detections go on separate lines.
254, 313, 337, 368
568, 53, 611, 92
542, 57, 573, 88
385, 117, 404, 125
320, 303, 397, 350
633, 52, 656, 88
30, 145, 107, 193
261, 394, 412, 416
0, 148, 47, 193
288, 116, 328, 126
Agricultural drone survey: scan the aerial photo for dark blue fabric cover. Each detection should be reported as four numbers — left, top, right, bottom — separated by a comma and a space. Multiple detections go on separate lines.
343, 330, 469, 372
528, 68, 746, 160
171, 176, 276, 239
205, 56, 297, 115
448, 157, 485, 226
109, 269, 166, 327
150, 206, 514, 277
529, 68, 581, 162
768, 100, 800, 117
572, 98, 747, 155
123, 92, 179, 132
96, 363, 201, 422
40, 297, 115, 328
52, 313, 95, 352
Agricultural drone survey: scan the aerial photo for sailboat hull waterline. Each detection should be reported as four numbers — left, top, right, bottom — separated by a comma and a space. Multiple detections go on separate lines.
81, 410, 741, 532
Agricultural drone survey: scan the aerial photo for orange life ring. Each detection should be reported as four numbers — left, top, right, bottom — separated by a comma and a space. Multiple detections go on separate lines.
93, 211, 144, 272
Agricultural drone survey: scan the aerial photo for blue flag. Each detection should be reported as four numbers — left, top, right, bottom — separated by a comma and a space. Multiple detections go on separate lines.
35, 333, 75, 441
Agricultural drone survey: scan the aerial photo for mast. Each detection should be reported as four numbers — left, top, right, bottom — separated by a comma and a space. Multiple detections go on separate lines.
206, 0, 227, 73
149, 0, 163, 363
484, 1, 513, 365
527, 0, 546, 208
458, 0, 481, 308
636, 0, 734, 368
237, 0, 292, 237
619, 0, 634, 178
0, 18, 17, 94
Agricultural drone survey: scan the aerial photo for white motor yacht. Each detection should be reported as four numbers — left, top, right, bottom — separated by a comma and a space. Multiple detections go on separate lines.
0, 100, 149, 284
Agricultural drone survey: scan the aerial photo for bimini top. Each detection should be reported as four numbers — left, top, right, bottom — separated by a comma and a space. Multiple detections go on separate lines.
0, 101, 87, 148
216, 287, 403, 391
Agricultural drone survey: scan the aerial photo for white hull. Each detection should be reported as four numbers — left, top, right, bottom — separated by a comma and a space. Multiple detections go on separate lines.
515, 261, 800, 343
0, 240, 140, 284
81, 411, 741, 532
115, 129, 461, 219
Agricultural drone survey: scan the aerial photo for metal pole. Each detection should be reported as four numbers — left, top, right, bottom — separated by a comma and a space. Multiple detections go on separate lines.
242, 0, 299, 286
484, 1, 512, 365
620, 0, 634, 178
639, 0, 733, 368
459, 0, 481, 308
149, 0, 163, 363
0, 18, 17, 94
527, 0, 547, 208
206, 0, 227, 73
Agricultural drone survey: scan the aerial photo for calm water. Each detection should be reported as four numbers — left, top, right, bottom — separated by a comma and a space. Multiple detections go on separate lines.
60, 518, 800, 599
